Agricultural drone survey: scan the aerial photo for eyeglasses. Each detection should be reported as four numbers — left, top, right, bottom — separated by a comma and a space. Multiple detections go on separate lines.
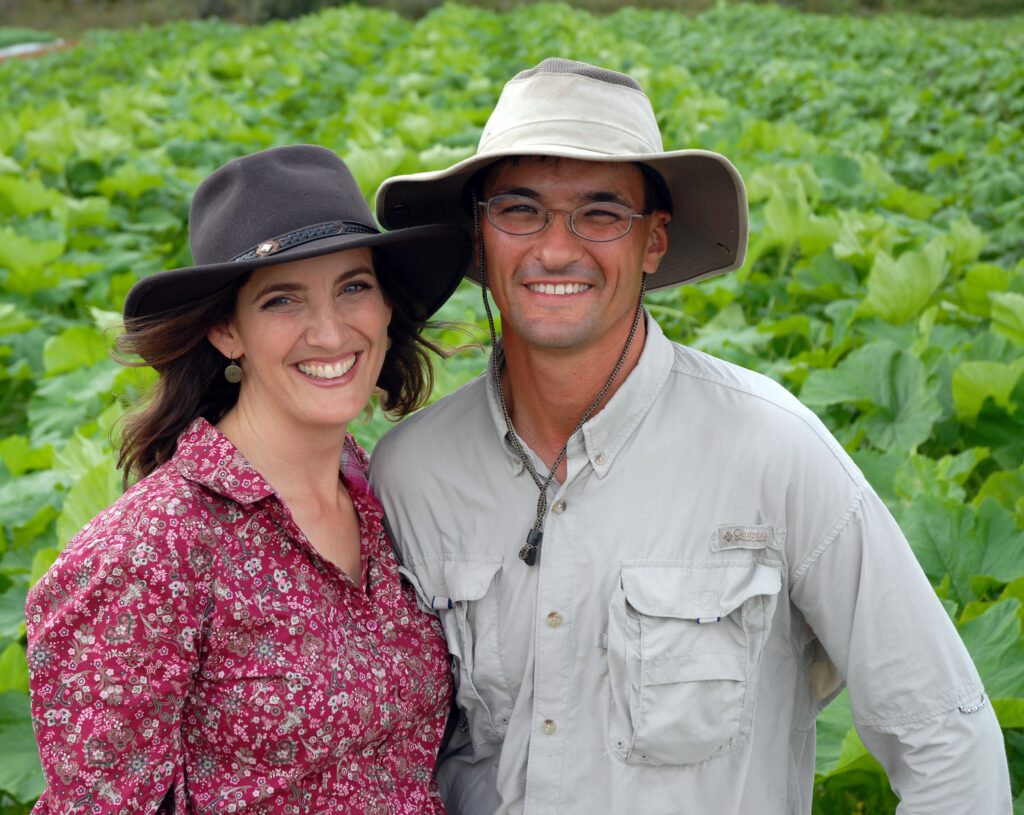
478, 194, 647, 242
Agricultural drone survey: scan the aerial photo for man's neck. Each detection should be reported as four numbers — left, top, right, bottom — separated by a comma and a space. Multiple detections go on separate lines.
499, 318, 647, 474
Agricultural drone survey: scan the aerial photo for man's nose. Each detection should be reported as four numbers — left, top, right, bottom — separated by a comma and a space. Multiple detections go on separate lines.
532, 210, 585, 266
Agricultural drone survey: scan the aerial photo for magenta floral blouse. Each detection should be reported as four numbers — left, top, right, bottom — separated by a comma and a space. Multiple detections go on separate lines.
26, 418, 452, 814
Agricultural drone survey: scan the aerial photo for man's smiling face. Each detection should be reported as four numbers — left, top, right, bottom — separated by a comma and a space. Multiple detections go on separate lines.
480, 157, 669, 357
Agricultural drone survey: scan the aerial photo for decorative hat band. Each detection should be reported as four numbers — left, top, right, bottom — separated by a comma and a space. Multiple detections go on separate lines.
230, 220, 380, 262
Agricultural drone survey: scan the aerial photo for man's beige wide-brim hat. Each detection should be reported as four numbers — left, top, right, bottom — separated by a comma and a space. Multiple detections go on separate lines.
376, 58, 748, 291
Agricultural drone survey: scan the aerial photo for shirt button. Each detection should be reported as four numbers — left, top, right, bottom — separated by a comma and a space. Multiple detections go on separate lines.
541, 719, 557, 736
546, 611, 563, 628
552, 500, 567, 515
595, 452, 606, 465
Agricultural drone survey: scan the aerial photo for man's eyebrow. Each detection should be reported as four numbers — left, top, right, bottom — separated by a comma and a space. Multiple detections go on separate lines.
249, 267, 373, 303
492, 185, 540, 199
491, 186, 633, 207
581, 191, 633, 206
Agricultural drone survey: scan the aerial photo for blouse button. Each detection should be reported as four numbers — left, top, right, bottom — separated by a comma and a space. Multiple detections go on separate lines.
595, 452, 606, 465
546, 611, 563, 628
541, 719, 557, 736
551, 500, 567, 515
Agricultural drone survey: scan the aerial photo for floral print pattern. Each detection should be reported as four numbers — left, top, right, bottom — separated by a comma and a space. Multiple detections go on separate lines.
27, 418, 452, 814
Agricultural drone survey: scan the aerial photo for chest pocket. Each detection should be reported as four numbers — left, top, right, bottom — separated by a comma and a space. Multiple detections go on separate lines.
408, 556, 512, 746
606, 560, 782, 766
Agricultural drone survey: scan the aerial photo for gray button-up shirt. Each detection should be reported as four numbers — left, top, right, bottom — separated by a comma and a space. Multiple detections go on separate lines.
369, 316, 1010, 814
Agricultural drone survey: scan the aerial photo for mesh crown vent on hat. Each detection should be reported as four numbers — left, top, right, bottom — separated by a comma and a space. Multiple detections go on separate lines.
511, 58, 642, 91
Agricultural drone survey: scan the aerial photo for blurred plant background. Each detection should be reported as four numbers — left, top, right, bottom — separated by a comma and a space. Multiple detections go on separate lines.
0, 1, 1022, 813
2, 0, 1023, 33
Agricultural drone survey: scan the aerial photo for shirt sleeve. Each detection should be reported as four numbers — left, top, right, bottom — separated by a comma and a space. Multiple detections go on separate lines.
790, 488, 1012, 812
26, 499, 211, 814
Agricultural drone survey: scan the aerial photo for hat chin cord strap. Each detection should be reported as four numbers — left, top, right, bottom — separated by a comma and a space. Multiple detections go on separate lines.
472, 189, 647, 567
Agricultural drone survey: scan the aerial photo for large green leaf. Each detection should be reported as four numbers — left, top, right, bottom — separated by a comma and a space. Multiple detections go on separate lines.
0, 305, 36, 339
0, 692, 44, 803
859, 240, 947, 325
41, 326, 112, 377
951, 359, 1024, 420
815, 691, 853, 776
955, 263, 1011, 317
26, 362, 119, 445
956, 599, 1024, 726
0, 471, 64, 534
902, 496, 1024, 607
55, 459, 121, 547
0, 437, 53, 478
990, 291, 1024, 346
0, 228, 64, 277
0, 588, 27, 642
800, 342, 942, 452
0, 177, 63, 218
0, 644, 28, 694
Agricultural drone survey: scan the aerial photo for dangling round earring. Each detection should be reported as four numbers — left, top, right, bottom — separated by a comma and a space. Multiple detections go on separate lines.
224, 358, 243, 384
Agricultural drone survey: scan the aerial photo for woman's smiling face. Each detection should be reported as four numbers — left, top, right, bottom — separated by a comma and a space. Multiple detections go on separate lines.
208, 247, 392, 435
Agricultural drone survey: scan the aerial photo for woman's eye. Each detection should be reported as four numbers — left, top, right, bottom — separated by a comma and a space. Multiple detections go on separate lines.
262, 295, 294, 308
342, 281, 370, 295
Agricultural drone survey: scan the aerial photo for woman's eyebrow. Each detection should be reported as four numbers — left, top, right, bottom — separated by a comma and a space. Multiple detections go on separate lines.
250, 267, 375, 303
250, 280, 304, 303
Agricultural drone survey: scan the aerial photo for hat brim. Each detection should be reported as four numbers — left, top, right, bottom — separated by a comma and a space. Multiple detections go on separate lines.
376, 145, 747, 292
124, 223, 470, 322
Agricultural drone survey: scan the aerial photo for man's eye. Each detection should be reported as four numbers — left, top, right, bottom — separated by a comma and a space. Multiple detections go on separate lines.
493, 197, 542, 217
580, 206, 626, 223
501, 204, 540, 216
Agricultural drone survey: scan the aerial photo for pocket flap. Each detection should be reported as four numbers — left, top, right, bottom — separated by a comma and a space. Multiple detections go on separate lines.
622, 562, 781, 620
412, 557, 503, 606
646, 651, 746, 685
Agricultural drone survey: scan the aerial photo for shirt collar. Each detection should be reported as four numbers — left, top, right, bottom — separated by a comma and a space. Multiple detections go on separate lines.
172, 417, 276, 504
171, 417, 369, 506
485, 311, 674, 477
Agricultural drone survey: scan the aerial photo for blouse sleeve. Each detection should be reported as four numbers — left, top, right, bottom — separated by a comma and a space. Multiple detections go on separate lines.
25, 491, 212, 814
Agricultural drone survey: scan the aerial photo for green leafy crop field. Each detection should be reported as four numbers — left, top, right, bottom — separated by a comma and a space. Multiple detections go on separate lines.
1, 3, 1022, 812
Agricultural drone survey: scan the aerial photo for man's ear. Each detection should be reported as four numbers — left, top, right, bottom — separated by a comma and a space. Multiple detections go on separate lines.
642, 211, 671, 275
207, 320, 242, 360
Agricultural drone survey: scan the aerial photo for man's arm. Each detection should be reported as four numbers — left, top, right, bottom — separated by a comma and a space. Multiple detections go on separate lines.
790, 488, 1011, 813
859, 702, 1008, 814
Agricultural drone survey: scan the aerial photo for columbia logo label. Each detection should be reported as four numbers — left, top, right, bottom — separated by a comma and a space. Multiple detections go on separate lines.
721, 526, 770, 544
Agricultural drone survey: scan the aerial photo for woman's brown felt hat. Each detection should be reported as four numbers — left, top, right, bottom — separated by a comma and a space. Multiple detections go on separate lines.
124, 144, 470, 321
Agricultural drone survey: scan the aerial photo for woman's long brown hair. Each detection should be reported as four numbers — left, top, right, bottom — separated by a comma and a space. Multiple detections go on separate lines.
115, 283, 245, 486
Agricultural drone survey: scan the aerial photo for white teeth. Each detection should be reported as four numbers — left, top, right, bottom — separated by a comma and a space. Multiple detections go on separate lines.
298, 356, 356, 380
528, 282, 590, 295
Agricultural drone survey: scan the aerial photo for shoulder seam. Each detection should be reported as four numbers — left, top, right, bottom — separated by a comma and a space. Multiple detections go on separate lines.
667, 348, 865, 487
791, 487, 867, 585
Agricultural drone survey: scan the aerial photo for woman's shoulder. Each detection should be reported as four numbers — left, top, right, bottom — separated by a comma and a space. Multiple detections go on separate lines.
26, 460, 223, 645
81, 460, 205, 539
49, 460, 225, 589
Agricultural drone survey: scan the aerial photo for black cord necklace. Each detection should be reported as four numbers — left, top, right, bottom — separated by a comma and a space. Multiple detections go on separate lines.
472, 190, 647, 566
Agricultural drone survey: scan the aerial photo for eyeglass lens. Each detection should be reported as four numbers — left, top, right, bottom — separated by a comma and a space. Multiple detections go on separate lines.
485, 194, 638, 242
